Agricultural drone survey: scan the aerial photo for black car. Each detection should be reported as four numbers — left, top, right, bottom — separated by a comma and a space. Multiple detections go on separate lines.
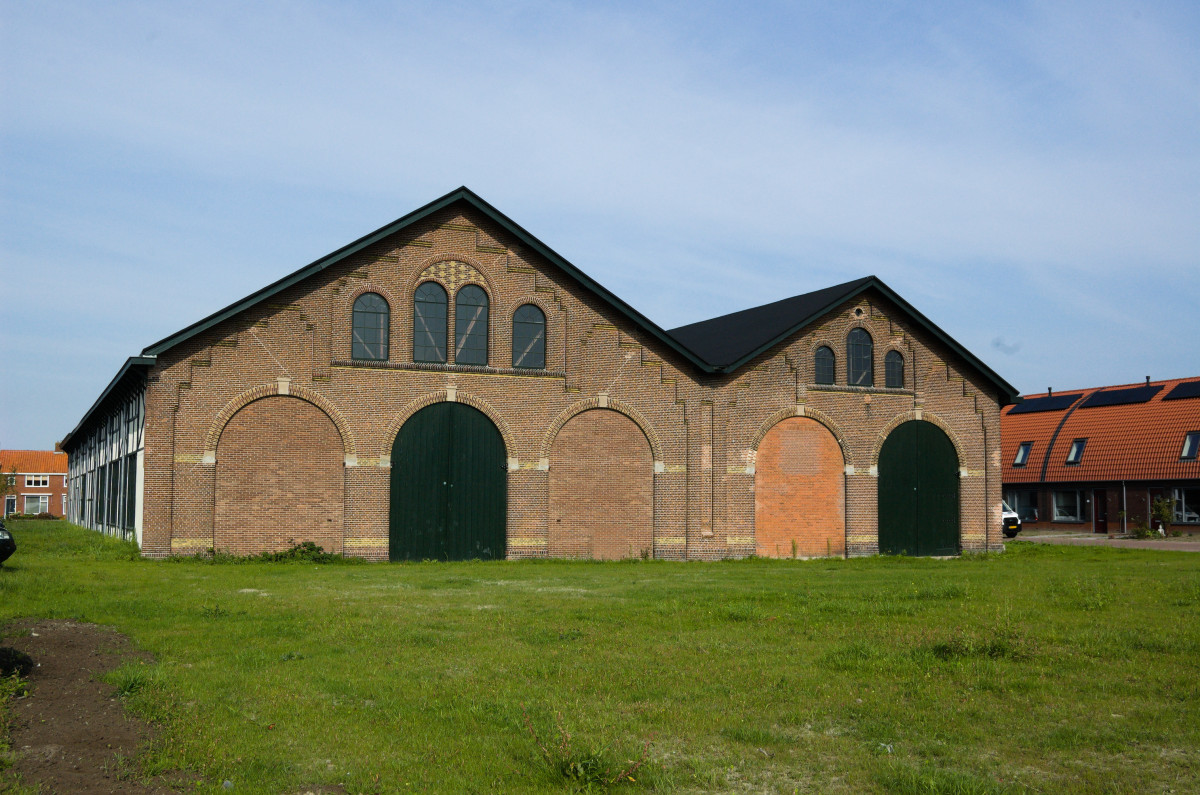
0, 519, 15, 564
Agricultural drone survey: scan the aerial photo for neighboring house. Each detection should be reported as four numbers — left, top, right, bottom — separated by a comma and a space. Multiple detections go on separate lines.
60, 187, 1018, 560
1002, 378, 1200, 534
0, 450, 69, 517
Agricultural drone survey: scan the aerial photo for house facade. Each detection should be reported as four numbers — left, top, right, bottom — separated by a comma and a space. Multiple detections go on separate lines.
61, 188, 1017, 560
1, 450, 69, 517
1002, 378, 1200, 534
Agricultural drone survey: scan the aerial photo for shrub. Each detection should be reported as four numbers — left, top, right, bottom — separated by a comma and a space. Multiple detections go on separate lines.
0, 648, 34, 678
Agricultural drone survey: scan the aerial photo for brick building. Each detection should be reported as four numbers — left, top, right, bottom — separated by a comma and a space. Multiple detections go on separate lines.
61, 188, 1017, 559
1002, 378, 1200, 534
1, 450, 68, 517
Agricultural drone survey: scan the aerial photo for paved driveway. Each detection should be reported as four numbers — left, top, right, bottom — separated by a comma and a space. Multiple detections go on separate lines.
1018, 531, 1200, 552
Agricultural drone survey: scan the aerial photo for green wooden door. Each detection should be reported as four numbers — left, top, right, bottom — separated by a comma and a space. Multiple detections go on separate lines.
878, 420, 959, 556
390, 402, 507, 561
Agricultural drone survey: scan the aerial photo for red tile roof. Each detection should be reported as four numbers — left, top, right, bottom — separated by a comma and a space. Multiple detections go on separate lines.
1002, 378, 1200, 484
0, 450, 68, 475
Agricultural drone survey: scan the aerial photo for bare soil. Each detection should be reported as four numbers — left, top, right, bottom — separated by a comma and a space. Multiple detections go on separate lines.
1, 619, 184, 794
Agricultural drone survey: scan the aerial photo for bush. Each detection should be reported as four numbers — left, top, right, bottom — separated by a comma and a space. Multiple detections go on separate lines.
0, 648, 34, 678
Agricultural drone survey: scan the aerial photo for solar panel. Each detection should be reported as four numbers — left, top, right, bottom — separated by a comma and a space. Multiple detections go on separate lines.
1008, 393, 1082, 414
1078, 384, 1163, 409
1163, 381, 1200, 401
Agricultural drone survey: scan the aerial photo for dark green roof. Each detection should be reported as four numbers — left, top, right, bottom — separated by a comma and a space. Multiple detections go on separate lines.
60, 356, 155, 451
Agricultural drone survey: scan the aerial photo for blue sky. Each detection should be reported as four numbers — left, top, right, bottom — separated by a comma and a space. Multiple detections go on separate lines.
2, 1, 1198, 449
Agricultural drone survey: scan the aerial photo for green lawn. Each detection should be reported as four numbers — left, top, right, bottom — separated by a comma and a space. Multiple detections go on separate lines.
1, 519, 1198, 794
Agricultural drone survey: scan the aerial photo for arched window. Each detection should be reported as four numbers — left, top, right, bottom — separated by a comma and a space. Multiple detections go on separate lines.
885, 350, 905, 388
847, 328, 873, 386
413, 282, 448, 363
814, 346, 835, 385
351, 293, 389, 360
455, 284, 489, 366
512, 304, 546, 369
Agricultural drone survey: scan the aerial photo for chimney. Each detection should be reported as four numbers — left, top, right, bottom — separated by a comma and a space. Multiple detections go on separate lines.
1146, 376, 1151, 385
1048, 387, 1053, 397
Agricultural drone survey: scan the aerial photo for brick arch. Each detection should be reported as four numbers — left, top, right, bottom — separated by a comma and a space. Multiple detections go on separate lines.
204, 383, 355, 460
344, 283, 399, 309
539, 398, 663, 462
805, 337, 839, 383
406, 253, 497, 295
751, 405, 851, 469
384, 390, 514, 459
754, 416, 846, 558
871, 410, 966, 469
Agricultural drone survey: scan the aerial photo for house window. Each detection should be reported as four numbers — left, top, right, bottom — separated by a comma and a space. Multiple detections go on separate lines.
4, 496, 15, 516
814, 346, 835, 385
1004, 489, 1040, 523
1173, 488, 1200, 524
1182, 432, 1200, 460
24, 495, 49, 515
512, 304, 546, 369
25, 475, 49, 488
1053, 490, 1089, 522
847, 328, 873, 386
1013, 442, 1032, 467
5, 475, 14, 486
413, 282, 448, 363
351, 293, 390, 360
884, 350, 904, 388
1065, 438, 1087, 465
454, 285, 489, 366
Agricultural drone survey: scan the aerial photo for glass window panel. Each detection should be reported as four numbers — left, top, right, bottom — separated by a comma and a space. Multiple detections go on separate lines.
1013, 442, 1032, 467
513, 304, 546, 369
1066, 438, 1086, 464
413, 282, 448, 363
455, 285, 489, 366
847, 329, 873, 386
352, 293, 390, 360
1181, 432, 1199, 460
1174, 488, 1200, 523
885, 350, 904, 388
814, 346, 835, 385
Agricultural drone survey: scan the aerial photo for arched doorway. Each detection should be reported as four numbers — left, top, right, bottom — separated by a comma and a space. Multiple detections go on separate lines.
215, 396, 345, 555
755, 417, 845, 557
548, 409, 653, 559
877, 420, 959, 556
390, 402, 507, 561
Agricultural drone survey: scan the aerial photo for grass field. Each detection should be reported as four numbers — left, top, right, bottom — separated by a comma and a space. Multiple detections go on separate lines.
1, 519, 1198, 794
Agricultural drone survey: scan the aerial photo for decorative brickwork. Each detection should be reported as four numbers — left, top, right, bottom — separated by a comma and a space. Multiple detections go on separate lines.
755, 417, 846, 558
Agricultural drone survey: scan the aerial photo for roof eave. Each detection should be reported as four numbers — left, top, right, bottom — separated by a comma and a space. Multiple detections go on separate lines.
60, 356, 156, 451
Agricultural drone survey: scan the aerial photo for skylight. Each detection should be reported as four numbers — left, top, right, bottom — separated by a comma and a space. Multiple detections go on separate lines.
1183, 432, 1200, 461
1066, 438, 1087, 465
1013, 442, 1032, 467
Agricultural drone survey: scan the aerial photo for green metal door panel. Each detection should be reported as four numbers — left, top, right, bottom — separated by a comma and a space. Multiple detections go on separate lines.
390, 403, 506, 561
879, 421, 920, 554
878, 420, 960, 556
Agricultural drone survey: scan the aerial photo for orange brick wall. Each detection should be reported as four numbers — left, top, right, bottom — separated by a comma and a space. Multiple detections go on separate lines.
548, 408, 653, 559
214, 396, 344, 555
136, 202, 1006, 560
755, 417, 845, 558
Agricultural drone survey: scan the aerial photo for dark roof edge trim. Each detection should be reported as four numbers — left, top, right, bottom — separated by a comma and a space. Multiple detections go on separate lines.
140, 187, 713, 371
60, 356, 156, 451
718, 276, 1020, 405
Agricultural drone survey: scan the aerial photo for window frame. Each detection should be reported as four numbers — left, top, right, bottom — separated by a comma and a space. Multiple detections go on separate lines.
1052, 489, 1088, 522
884, 350, 904, 389
814, 346, 835, 385
1065, 438, 1087, 465
1181, 431, 1200, 460
1012, 442, 1032, 468
847, 328, 873, 386
24, 494, 49, 515
413, 281, 449, 363
454, 284, 490, 366
351, 292, 390, 361
1173, 487, 1200, 524
24, 474, 49, 488
512, 304, 547, 370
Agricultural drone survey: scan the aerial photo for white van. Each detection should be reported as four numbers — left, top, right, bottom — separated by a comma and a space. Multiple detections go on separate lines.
1001, 501, 1021, 538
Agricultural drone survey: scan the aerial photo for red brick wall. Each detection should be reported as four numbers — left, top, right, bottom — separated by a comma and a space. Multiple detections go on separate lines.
755, 417, 845, 558
214, 396, 345, 555
548, 409, 653, 559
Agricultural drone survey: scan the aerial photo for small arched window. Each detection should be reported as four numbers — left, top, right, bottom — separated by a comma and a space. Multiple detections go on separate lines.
885, 350, 905, 388
455, 284, 489, 366
351, 293, 389, 360
513, 304, 546, 369
814, 346, 835, 385
847, 328, 873, 386
413, 282, 448, 363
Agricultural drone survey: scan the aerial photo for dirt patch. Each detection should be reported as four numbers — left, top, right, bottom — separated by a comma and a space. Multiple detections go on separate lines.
1, 619, 181, 794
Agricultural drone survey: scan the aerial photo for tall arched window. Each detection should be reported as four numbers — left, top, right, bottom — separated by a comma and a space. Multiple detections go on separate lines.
885, 350, 905, 388
413, 282, 448, 363
847, 328, 873, 386
351, 293, 389, 360
814, 346, 835, 385
455, 284, 489, 366
512, 304, 546, 369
